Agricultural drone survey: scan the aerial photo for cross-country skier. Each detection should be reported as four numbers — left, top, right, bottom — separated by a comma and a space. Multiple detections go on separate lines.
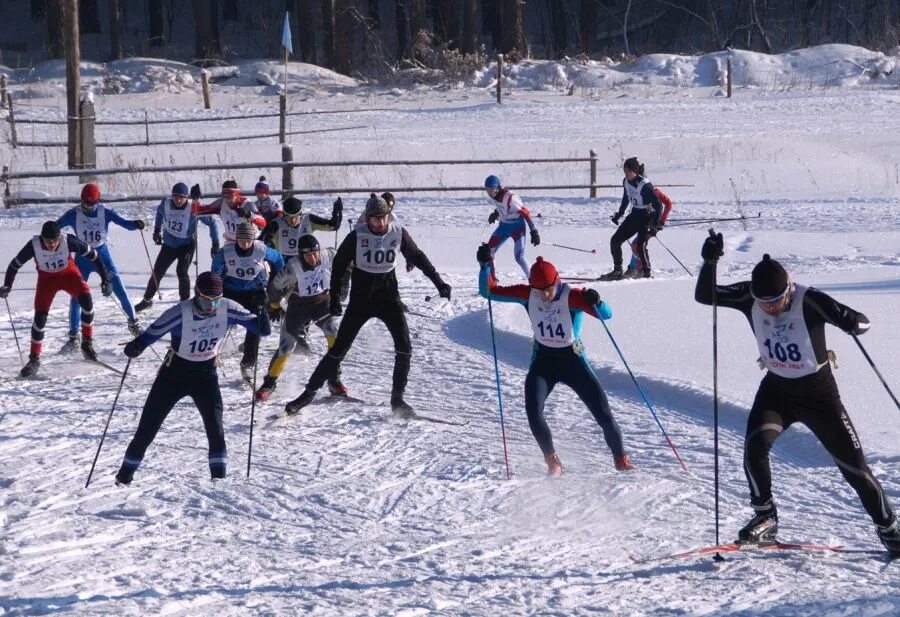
1, 221, 112, 377
56, 183, 145, 344
283, 193, 451, 416
483, 175, 540, 280
134, 182, 221, 313
260, 196, 342, 260
476, 245, 632, 476
603, 157, 662, 281
115, 271, 270, 485
193, 180, 267, 244
624, 186, 672, 279
253, 176, 282, 224
695, 233, 900, 555
211, 222, 284, 382
255, 234, 343, 401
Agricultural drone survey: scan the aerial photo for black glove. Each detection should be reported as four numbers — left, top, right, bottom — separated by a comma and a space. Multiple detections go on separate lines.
530, 230, 540, 246
332, 197, 343, 215
476, 243, 493, 266
101, 281, 113, 297
211, 244, 221, 259
123, 340, 145, 358
0, 285, 10, 299
152, 228, 163, 245
436, 281, 452, 300
611, 212, 622, 225
488, 210, 499, 224
235, 204, 251, 219
701, 231, 724, 262
267, 303, 283, 323
329, 294, 343, 317
133, 220, 146, 230
584, 288, 601, 306
190, 184, 202, 200
646, 224, 658, 238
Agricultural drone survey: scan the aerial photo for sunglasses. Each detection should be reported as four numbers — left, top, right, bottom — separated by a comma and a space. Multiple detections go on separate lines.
196, 292, 223, 312
752, 283, 791, 305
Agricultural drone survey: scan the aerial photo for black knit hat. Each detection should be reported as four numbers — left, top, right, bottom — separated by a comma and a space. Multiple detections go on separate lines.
40, 220, 61, 240
751, 254, 789, 299
195, 272, 223, 298
283, 197, 303, 216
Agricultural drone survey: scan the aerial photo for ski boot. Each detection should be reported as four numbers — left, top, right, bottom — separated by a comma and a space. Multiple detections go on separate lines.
390, 394, 415, 419
210, 468, 226, 480
641, 269, 653, 279
114, 467, 134, 487
81, 336, 98, 362
240, 361, 255, 384
127, 318, 141, 337
255, 376, 278, 401
737, 505, 778, 545
285, 389, 316, 416
327, 379, 348, 398
545, 452, 564, 477
621, 266, 641, 280
60, 332, 79, 354
877, 518, 900, 555
20, 353, 41, 378
134, 298, 153, 313
614, 453, 634, 471
599, 266, 623, 282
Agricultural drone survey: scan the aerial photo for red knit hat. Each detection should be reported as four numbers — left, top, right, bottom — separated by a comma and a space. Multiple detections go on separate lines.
529, 256, 558, 289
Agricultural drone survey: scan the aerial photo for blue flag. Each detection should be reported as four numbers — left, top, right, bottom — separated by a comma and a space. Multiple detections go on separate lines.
282, 12, 293, 55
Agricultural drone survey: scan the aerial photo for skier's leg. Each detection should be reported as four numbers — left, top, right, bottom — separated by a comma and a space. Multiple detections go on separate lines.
189, 371, 227, 478
511, 228, 530, 279
380, 303, 412, 397
304, 302, 368, 392
524, 365, 558, 457
174, 243, 194, 300
565, 353, 625, 457
119, 370, 185, 476
609, 218, 638, 269
68, 255, 92, 335
487, 226, 511, 278
743, 377, 790, 509
144, 244, 178, 301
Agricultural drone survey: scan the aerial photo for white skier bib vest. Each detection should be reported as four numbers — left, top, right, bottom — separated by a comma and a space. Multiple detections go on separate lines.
355, 215, 402, 274
751, 284, 821, 378
528, 284, 575, 348
163, 198, 193, 239
272, 216, 313, 257
223, 241, 267, 282
75, 205, 107, 247
220, 202, 255, 242
291, 249, 332, 298
31, 235, 71, 273
493, 191, 525, 224
624, 178, 651, 211
176, 300, 229, 361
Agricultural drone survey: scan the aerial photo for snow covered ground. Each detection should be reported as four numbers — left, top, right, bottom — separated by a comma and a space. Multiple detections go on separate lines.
1, 45, 900, 615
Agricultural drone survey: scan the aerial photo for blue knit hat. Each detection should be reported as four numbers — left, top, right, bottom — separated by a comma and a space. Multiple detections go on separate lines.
171, 182, 189, 197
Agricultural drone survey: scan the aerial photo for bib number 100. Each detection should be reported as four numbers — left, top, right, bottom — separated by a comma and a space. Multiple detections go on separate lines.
763, 338, 801, 362
363, 249, 395, 265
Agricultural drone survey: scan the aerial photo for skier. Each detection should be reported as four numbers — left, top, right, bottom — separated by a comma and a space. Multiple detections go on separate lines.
255, 234, 343, 401
134, 182, 221, 313
284, 193, 451, 416
695, 233, 900, 554
193, 180, 266, 244
115, 272, 270, 485
260, 196, 343, 260
211, 222, 284, 382
253, 176, 282, 223
0, 221, 112, 377
57, 183, 145, 344
624, 186, 673, 279
603, 157, 663, 281
483, 175, 540, 280
476, 245, 632, 476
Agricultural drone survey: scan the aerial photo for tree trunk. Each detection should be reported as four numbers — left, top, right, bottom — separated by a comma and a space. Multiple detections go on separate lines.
193, 0, 221, 60
47, 0, 64, 58
461, 0, 478, 54
482, 0, 501, 53
334, 0, 354, 75
149, 0, 164, 47
549, 0, 568, 57
394, 0, 411, 61
108, 0, 123, 59
297, 0, 317, 64
80, 0, 101, 33
368, 0, 380, 32
432, 0, 459, 48
223, 0, 240, 21
499, 0, 525, 57
579, 0, 596, 54
322, 0, 336, 68
31, 0, 46, 20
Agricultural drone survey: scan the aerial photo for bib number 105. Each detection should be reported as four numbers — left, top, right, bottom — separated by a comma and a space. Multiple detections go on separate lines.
763, 338, 801, 362
188, 337, 219, 354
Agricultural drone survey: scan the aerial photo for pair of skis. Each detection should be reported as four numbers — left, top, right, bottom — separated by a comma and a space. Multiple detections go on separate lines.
633, 540, 891, 564
266, 394, 469, 426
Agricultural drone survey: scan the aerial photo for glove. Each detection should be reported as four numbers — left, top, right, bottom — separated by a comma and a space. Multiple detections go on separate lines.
584, 288, 601, 306
152, 228, 163, 245
210, 244, 221, 259
476, 243, 493, 266
332, 197, 343, 216
267, 303, 283, 323
133, 220, 146, 230
701, 231, 724, 262
488, 210, 499, 224
0, 285, 10, 299
190, 184, 202, 200
611, 213, 622, 225
101, 281, 113, 297
329, 294, 343, 317
406, 262, 415, 273
436, 281, 452, 300
123, 340, 145, 358
530, 230, 540, 246
235, 204, 251, 219
646, 224, 659, 238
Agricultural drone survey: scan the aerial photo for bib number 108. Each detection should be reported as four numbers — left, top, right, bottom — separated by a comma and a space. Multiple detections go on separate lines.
763, 338, 801, 362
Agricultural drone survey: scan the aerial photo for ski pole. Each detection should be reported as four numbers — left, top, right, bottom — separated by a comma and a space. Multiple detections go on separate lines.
653, 235, 694, 276
595, 311, 687, 470
4, 296, 24, 365
486, 295, 511, 480
851, 332, 900, 412
139, 229, 163, 301
709, 228, 724, 561
85, 358, 132, 488
548, 242, 598, 255
666, 213, 761, 228
109, 294, 164, 363
247, 311, 261, 478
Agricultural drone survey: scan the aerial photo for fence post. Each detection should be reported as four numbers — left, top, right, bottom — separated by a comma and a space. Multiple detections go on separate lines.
144, 110, 150, 145
0, 75, 6, 105
79, 94, 97, 182
6, 94, 16, 149
496, 54, 503, 104
279, 93, 286, 143
589, 149, 598, 198
201, 70, 211, 109
726, 54, 733, 98
281, 143, 293, 192
2, 165, 10, 209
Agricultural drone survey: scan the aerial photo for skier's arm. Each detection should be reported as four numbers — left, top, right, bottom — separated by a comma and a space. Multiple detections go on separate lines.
264, 246, 285, 276
569, 288, 613, 320
804, 287, 870, 335
227, 301, 271, 337
641, 183, 663, 224
260, 219, 278, 247
309, 212, 339, 232
477, 264, 529, 305
3, 242, 36, 287
199, 214, 221, 247
616, 188, 629, 218
134, 304, 183, 348
67, 235, 110, 283
507, 194, 537, 232
56, 209, 77, 232
106, 207, 143, 231
153, 200, 165, 233
210, 250, 226, 276
694, 261, 754, 315
399, 229, 446, 288
328, 231, 356, 296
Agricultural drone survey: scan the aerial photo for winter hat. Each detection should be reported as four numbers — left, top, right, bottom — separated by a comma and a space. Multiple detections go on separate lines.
81, 183, 101, 203
221, 179, 239, 194
529, 256, 559, 289
751, 254, 790, 299
282, 197, 303, 216
298, 234, 320, 254
195, 272, 223, 298
171, 182, 189, 197
255, 176, 270, 195
235, 221, 257, 242
365, 193, 391, 217
484, 175, 501, 189
380, 191, 395, 209
40, 220, 61, 240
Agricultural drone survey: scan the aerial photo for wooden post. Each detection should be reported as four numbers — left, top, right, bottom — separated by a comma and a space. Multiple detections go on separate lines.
496, 54, 503, 104
63, 0, 82, 170
589, 149, 598, 198
281, 143, 293, 192
79, 94, 97, 181
2, 165, 10, 209
201, 70, 211, 109
144, 110, 150, 145
279, 93, 286, 143
726, 55, 733, 98
7, 94, 16, 149
0, 75, 6, 104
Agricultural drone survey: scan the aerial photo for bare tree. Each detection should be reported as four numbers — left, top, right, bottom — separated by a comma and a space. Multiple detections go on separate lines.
499, 0, 525, 56
223, 0, 240, 22
296, 0, 317, 64
394, 0, 411, 61
335, 0, 354, 74
108, 0, 124, 59
323, 0, 336, 68
193, 0, 221, 60
548, 0, 569, 57
47, 0, 64, 58
580, 0, 597, 54
149, 0, 165, 47
80, 0, 101, 33
461, 0, 479, 54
